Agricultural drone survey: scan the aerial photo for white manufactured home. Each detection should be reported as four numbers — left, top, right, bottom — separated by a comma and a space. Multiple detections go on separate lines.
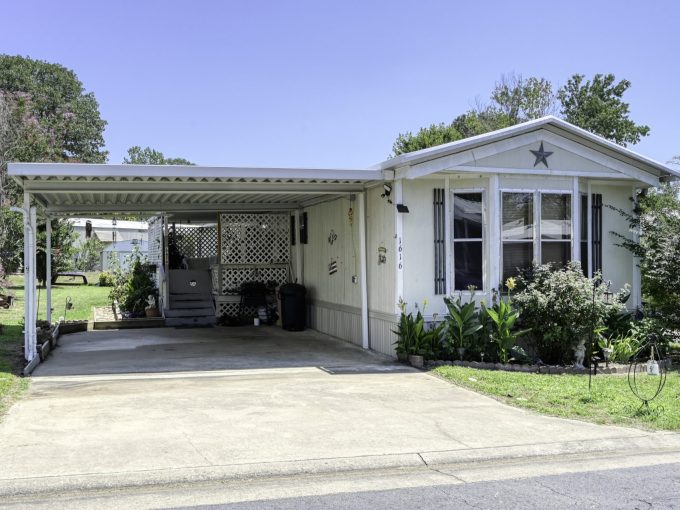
9, 116, 679, 370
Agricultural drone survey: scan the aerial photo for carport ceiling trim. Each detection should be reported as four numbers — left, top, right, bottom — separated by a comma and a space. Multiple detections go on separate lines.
10, 163, 385, 214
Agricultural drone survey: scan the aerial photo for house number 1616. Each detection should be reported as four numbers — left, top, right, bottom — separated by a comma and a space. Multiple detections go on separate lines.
398, 237, 403, 270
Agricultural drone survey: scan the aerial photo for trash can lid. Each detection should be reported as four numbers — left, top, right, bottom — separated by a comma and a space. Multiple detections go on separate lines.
279, 283, 306, 296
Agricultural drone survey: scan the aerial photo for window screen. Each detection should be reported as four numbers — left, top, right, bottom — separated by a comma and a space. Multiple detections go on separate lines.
502, 192, 533, 280
540, 193, 571, 266
452, 192, 483, 290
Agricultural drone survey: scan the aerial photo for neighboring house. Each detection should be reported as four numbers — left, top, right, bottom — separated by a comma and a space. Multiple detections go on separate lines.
70, 218, 148, 270
101, 239, 149, 272
10, 116, 680, 368
71, 218, 148, 247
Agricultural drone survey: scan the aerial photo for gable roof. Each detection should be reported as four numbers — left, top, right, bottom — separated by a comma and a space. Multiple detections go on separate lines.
375, 116, 679, 182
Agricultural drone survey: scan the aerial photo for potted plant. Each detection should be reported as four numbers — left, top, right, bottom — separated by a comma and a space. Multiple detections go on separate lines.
393, 299, 443, 367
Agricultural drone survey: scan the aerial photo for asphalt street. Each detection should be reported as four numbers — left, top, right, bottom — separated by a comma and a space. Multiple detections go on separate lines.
183, 462, 680, 510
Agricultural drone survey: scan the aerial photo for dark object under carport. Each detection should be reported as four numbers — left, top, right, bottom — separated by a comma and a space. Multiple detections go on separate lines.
279, 283, 306, 331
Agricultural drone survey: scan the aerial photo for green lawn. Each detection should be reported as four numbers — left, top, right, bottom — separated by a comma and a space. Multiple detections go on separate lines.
0, 273, 111, 415
433, 365, 680, 431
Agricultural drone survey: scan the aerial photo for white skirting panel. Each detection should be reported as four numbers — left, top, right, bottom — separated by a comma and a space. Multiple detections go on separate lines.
308, 300, 399, 357
368, 311, 399, 357
308, 300, 363, 347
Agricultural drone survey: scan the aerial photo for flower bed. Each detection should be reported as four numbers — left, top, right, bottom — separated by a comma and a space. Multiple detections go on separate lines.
423, 359, 671, 375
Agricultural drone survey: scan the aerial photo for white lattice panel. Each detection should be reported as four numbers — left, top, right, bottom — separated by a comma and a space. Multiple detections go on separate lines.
216, 297, 259, 318
220, 213, 290, 264
147, 217, 163, 266
217, 299, 241, 317
175, 225, 218, 259
220, 266, 288, 295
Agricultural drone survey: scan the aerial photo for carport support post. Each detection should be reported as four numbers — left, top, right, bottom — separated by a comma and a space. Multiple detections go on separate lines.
46, 216, 52, 324
358, 192, 369, 349
294, 209, 303, 284
22, 192, 37, 363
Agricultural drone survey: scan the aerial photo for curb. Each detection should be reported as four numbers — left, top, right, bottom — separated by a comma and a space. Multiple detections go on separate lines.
1, 433, 680, 498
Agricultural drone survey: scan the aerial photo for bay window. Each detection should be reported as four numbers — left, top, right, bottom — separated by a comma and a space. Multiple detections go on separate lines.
502, 191, 573, 281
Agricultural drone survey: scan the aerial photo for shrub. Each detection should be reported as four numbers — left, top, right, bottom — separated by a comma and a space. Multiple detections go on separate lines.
98, 271, 115, 287
121, 259, 157, 315
513, 262, 628, 365
393, 299, 444, 359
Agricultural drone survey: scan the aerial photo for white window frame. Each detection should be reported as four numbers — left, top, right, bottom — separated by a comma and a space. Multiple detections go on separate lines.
451, 188, 485, 292
499, 189, 574, 281
538, 190, 573, 265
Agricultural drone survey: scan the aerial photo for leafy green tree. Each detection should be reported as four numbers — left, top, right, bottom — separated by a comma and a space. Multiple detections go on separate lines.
611, 184, 680, 328
392, 109, 515, 156
0, 55, 108, 273
491, 73, 556, 122
391, 72, 649, 156
35, 219, 78, 286
0, 55, 108, 167
558, 73, 650, 146
124, 146, 194, 165
391, 74, 552, 156
392, 122, 463, 156
75, 236, 104, 271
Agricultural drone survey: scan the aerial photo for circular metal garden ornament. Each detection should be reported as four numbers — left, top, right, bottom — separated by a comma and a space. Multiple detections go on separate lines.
627, 336, 668, 411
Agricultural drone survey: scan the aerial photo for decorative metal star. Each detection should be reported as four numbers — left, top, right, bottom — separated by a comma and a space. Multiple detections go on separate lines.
530, 142, 553, 168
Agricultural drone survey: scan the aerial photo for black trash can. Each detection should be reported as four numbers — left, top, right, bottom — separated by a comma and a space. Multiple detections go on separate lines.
279, 283, 306, 331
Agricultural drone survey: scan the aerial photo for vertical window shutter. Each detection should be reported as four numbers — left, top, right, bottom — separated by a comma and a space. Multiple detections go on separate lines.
592, 194, 603, 275
433, 188, 446, 294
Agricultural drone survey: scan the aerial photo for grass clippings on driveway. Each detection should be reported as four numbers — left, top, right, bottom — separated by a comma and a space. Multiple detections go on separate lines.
433, 365, 680, 432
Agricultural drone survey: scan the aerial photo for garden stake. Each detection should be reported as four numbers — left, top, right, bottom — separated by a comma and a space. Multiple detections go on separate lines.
64, 296, 73, 322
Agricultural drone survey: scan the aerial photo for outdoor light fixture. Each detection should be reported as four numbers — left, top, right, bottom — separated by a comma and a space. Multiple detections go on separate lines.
381, 183, 393, 204
396, 203, 409, 213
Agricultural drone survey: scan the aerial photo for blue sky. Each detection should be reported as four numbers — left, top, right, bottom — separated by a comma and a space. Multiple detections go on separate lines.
3, 0, 679, 168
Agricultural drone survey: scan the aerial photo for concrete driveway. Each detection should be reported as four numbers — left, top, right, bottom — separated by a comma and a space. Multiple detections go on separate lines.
0, 326, 677, 497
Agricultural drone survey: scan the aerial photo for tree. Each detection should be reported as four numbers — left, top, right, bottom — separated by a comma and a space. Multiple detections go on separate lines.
124, 146, 194, 165
392, 122, 462, 156
491, 73, 556, 123
611, 184, 680, 328
391, 74, 553, 156
75, 236, 104, 271
558, 73, 650, 146
0, 55, 108, 167
0, 55, 108, 274
391, 72, 649, 156
35, 219, 78, 286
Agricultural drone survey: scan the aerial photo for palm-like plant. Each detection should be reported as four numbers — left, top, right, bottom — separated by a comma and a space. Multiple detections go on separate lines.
486, 298, 530, 363
444, 294, 482, 358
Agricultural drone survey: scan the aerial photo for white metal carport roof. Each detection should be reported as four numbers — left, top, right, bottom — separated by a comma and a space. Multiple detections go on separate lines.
9, 163, 385, 217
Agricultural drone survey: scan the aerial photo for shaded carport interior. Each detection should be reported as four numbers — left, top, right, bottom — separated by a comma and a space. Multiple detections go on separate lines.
9, 162, 386, 373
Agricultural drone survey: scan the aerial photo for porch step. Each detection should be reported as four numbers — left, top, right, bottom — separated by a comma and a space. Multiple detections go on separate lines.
164, 307, 215, 318
169, 298, 214, 309
165, 316, 216, 327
